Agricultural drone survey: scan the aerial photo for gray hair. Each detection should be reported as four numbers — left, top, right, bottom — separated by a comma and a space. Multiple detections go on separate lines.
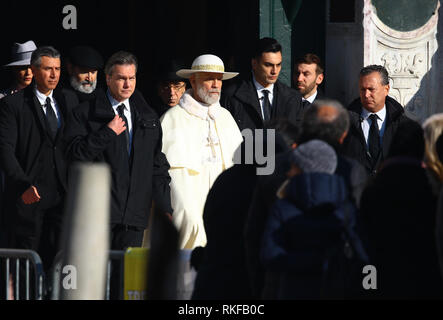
360, 65, 389, 85
31, 46, 60, 67
299, 99, 350, 149
104, 51, 138, 76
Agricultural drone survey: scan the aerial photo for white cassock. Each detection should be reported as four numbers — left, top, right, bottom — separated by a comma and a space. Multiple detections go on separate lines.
160, 90, 243, 249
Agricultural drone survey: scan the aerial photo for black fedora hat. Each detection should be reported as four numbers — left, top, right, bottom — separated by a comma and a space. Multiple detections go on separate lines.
157, 59, 186, 82
68, 45, 104, 70
4, 40, 37, 67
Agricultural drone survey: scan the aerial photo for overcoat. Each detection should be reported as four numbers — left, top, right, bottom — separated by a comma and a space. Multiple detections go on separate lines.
0, 86, 79, 234
66, 89, 172, 228
342, 96, 416, 175
221, 76, 303, 131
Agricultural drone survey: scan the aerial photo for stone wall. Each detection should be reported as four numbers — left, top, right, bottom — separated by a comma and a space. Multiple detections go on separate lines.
325, 0, 442, 123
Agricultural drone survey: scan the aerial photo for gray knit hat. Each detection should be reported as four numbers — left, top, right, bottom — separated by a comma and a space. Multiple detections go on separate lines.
291, 139, 337, 174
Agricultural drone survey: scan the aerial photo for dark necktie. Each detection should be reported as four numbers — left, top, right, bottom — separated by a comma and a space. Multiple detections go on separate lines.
368, 114, 381, 163
262, 89, 271, 122
302, 99, 311, 109
45, 97, 58, 140
117, 104, 130, 155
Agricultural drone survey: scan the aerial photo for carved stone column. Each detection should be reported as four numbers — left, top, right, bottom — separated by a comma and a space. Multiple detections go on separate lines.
363, 0, 440, 122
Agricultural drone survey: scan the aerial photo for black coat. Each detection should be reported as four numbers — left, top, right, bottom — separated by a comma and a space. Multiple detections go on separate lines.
360, 157, 443, 298
61, 77, 106, 104
191, 164, 258, 300
342, 96, 416, 175
305, 88, 326, 104
261, 173, 354, 299
220, 76, 303, 131
65, 89, 172, 228
313, 89, 325, 102
64, 85, 101, 104
0, 86, 79, 233
245, 151, 367, 299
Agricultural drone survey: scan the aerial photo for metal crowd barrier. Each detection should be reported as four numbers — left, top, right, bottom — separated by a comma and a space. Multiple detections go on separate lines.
1, 248, 196, 300
106, 250, 125, 300
51, 250, 125, 300
51, 249, 196, 300
0, 249, 45, 300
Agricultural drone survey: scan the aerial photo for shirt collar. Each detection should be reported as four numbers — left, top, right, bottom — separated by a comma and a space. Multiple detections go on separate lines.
34, 86, 54, 106
362, 105, 386, 122
303, 90, 318, 104
252, 73, 274, 94
107, 89, 129, 111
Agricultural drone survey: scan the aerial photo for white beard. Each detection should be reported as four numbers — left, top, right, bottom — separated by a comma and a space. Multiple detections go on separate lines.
196, 85, 220, 105
70, 76, 97, 94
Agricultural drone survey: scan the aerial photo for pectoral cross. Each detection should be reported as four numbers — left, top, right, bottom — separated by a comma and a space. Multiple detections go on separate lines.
206, 135, 219, 158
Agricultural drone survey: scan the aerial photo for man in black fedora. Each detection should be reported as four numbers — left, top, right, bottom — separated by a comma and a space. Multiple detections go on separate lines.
65, 45, 104, 103
152, 59, 187, 117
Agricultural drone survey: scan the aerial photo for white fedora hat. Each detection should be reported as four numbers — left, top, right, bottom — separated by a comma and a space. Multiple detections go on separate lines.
176, 54, 239, 80
4, 40, 37, 67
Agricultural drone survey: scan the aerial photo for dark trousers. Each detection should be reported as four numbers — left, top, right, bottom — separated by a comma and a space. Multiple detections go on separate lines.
3, 197, 64, 299
109, 224, 144, 299
110, 224, 144, 250
10, 202, 64, 271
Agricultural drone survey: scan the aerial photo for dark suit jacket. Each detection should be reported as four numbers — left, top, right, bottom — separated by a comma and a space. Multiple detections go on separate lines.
0, 86, 79, 233
342, 96, 417, 175
299, 89, 325, 112
312, 89, 325, 102
221, 76, 303, 131
65, 89, 172, 228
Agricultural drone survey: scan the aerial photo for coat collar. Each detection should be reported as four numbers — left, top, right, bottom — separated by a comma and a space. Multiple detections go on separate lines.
347, 95, 405, 170
93, 88, 116, 120
347, 95, 404, 124
179, 89, 221, 120
234, 76, 262, 114
93, 89, 153, 132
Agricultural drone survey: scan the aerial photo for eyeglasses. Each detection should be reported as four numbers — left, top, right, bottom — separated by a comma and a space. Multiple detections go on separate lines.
160, 83, 186, 91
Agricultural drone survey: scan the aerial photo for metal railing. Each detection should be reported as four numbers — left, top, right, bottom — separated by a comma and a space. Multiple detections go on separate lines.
0, 249, 45, 300
106, 250, 125, 300
51, 250, 125, 300
1, 248, 196, 300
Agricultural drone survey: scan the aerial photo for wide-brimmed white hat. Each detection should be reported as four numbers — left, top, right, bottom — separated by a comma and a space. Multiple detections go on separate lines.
4, 40, 37, 67
176, 54, 238, 80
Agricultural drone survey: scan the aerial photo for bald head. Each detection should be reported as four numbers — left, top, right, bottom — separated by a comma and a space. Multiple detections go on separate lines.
317, 104, 339, 122
299, 99, 350, 148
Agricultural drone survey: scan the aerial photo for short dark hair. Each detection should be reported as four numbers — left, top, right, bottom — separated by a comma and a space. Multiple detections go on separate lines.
295, 53, 324, 75
104, 51, 138, 76
360, 65, 389, 85
252, 37, 282, 59
31, 46, 60, 67
298, 99, 350, 149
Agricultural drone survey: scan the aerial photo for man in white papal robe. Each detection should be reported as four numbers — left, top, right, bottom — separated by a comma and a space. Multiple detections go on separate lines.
160, 54, 243, 249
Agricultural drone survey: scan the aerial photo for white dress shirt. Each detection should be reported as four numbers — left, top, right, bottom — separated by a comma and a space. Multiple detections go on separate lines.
34, 87, 61, 128
253, 74, 274, 120
107, 90, 133, 148
361, 105, 387, 148
302, 90, 317, 104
